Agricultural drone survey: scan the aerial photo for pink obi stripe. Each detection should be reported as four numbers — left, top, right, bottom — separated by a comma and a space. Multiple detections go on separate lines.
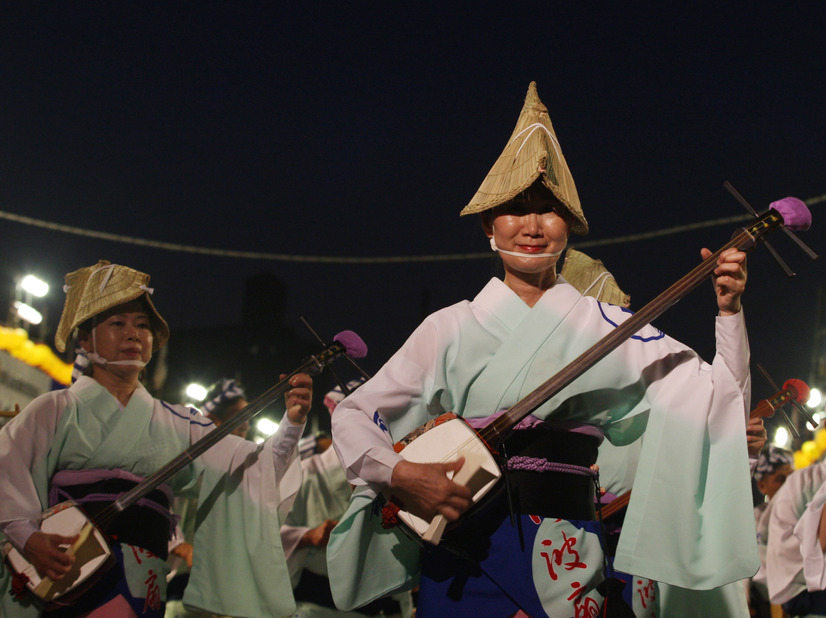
463, 410, 605, 442
48, 468, 177, 534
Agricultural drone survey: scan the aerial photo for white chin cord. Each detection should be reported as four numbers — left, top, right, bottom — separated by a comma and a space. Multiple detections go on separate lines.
72, 331, 146, 384
86, 352, 146, 369
88, 330, 146, 369
490, 236, 563, 259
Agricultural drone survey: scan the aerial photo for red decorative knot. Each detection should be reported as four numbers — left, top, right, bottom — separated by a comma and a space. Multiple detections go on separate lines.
11, 572, 30, 600
381, 500, 402, 529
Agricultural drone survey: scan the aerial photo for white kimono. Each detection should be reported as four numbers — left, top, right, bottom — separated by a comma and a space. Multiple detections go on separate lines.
0, 376, 304, 618
766, 461, 826, 608
328, 276, 756, 612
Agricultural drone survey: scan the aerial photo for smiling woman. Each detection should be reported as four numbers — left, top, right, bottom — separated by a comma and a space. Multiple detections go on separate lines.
327, 81, 755, 618
480, 187, 573, 307
0, 260, 314, 617
75, 302, 157, 405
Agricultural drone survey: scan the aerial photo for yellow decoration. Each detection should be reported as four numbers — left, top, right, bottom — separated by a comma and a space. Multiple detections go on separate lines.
0, 326, 71, 386
802, 440, 819, 460
816, 427, 826, 452
794, 435, 826, 471
794, 450, 814, 470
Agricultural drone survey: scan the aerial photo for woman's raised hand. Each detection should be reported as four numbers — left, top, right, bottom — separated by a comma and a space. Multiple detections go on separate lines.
701, 246, 747, 316
283, 372, 313, 425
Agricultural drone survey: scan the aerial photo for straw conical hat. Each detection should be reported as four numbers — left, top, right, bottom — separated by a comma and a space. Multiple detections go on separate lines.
55, 260, 170, 352
560, 249, 630, 307
461, 81, 588, 235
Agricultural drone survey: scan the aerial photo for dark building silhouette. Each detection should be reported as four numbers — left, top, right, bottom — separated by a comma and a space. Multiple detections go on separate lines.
158, 272, 342, 437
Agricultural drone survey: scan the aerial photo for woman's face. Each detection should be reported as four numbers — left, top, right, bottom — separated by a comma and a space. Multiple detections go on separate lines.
483, 197, 571, 279
81, 310, 154, 370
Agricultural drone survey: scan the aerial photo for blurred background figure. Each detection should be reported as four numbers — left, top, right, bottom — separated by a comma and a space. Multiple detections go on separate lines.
282, 380, 413, 618
201, 378, 250, 438
166, 378, 251, 618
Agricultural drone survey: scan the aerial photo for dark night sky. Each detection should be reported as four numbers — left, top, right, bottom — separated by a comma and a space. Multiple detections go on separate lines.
1, 4, 825, 432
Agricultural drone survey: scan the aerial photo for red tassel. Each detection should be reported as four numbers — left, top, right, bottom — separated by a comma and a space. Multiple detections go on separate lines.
11, 572, 30, 600
381, 500, 402, 529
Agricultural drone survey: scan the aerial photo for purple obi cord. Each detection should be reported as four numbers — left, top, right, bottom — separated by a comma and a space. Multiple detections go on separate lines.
505, 456, 597, 478
464, 411, 602, 480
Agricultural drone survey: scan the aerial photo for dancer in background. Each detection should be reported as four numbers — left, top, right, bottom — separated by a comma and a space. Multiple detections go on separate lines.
765, 457, 826, 615
165, 378, 253, 618
0, 260, 312, 617
283, 380, 413, 617
748, 445, 794, 617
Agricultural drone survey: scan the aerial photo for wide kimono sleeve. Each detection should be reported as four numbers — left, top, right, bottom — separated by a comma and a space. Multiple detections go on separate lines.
0, 391, 66, 548
766, 462, 826, 604
328, 309, 460, 611
614, 311, 758, 589
794, 467, 826, 596
332, 314, 451, 490
0, 391, 67, 618
181, 411, 305, 618
280, 454, 323, 587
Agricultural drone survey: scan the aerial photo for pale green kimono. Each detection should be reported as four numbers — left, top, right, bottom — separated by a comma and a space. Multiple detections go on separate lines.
281, 446, 353, 587
0, 377, 302, 617
597, 435, 752, 616
329, 277, 757, 612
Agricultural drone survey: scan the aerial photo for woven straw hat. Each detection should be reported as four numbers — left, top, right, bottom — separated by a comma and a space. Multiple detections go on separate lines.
461, 81, 588, 235
54, 260, 170, 353
560, 249, 630, 307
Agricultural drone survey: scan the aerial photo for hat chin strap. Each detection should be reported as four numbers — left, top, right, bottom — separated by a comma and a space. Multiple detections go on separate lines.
489, 233, 563, 259
87, 330, 147, 369
85, 351, 146, 369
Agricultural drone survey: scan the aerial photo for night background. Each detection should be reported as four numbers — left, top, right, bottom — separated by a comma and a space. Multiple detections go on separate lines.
1, 4, 824, 441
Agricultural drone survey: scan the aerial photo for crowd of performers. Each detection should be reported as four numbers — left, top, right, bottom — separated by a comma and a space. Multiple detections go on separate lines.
0, 82, 821, 617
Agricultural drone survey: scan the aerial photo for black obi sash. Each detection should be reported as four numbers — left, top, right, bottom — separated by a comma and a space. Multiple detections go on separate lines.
501, 425, 600, 521
52, 477, 173, 560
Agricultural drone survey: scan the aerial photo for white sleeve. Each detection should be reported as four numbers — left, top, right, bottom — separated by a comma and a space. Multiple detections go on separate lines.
714, 310, 751, 411
332, 319, 441, 489
271, 419, 305, 480
1, 520, 39, 553
766, 466, 826, 604
794, 480, 826, 593
0, 392, 64, 551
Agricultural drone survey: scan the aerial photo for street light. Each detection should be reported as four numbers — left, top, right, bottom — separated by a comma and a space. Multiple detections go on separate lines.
12, 301, 43, 325
256, 417, 279, 437
8, 273, 50, 339
20, 275, 49, 298
185, 383, 208, 402
774, 426, 791, 448
808, 388, 823, 409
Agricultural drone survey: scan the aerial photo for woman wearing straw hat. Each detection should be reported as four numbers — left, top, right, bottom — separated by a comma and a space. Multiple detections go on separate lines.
0, 260, 312, 617
327, 82, 755, 616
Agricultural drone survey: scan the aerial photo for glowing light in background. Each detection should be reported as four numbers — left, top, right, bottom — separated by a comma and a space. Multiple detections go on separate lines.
774, 426, 790, 448
21, 274, 49, 298
185, 383, 208, 402
256, 418, 279, 437
13, 301, 42, 325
